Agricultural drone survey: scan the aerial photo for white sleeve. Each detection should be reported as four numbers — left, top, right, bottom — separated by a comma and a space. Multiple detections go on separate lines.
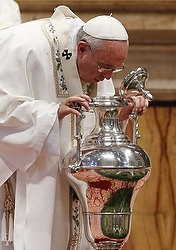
0, 22, 60, 186
41, 111, 60, 156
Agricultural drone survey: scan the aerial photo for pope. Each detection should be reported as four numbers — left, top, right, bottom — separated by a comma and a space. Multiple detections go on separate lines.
0, 5, 148, 250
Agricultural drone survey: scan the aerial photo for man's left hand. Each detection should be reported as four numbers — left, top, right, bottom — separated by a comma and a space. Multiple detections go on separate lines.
119, 96, 149, 121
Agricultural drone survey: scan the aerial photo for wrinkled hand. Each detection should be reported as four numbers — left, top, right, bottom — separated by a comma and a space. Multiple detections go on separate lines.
119, 96, 149, 121
58, 94, 91, 120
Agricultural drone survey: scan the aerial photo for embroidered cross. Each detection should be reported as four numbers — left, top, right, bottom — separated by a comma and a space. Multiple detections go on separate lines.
62, 49, 72, 60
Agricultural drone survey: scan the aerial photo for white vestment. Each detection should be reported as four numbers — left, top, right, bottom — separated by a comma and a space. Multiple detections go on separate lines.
0, 8, 115, 250
0, 0, 21, 29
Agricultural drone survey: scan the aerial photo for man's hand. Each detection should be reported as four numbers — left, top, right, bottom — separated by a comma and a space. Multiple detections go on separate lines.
119, 96, 149, 121
58, 94, 91, 120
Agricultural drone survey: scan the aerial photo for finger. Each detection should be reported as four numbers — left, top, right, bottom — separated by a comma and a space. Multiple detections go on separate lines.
138, 107, 147, 116
65, 96, 91, 110
69, 108, 82, 117
58, 104, 82, 120
68, 94, 91, 103
132, 96, 148, 112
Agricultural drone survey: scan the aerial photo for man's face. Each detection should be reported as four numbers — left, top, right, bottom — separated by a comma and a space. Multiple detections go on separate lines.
77, 40, 128, 83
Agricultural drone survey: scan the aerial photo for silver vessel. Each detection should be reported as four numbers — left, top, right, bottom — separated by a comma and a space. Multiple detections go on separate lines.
63, 68, 152, 249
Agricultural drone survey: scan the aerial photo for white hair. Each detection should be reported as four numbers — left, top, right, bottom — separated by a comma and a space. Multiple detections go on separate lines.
76, 26, 103, 51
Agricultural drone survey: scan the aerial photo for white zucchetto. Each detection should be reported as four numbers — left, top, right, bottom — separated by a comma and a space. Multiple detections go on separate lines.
83, 15, 128, 41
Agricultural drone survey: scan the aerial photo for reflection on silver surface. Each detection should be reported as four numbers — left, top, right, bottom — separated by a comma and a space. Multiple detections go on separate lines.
119, 67, 153, 144
63, 94, 151, 250
119, 67, 152, 101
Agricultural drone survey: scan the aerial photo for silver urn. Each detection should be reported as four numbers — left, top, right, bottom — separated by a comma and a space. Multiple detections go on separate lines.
63, 68, 152, 250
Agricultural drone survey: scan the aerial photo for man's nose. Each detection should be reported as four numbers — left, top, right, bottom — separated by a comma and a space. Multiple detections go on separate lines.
102, 70, 113, 79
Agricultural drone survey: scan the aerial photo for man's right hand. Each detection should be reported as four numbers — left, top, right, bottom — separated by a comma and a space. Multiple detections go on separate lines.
58, 94, 92, 120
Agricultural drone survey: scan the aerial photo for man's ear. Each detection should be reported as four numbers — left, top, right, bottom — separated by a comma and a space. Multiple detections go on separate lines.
77, 41, 89, 58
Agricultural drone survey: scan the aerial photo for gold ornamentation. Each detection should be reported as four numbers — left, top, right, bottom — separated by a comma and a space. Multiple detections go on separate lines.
64, 98, 71, 106
67, 187, 82, 250
1, 180, 15, 246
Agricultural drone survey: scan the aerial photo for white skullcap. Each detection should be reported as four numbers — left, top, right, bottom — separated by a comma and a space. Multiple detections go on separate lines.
83, 15, 128, 40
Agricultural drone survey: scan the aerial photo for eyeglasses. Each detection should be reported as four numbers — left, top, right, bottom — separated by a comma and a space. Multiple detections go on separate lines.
85, 41, 125, 73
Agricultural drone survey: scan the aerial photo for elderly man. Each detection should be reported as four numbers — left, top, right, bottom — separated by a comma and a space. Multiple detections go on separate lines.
0, 6, 148, 250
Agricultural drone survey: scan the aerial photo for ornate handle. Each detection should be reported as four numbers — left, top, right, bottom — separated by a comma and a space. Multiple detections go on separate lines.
119, 67, 153, 144
68, 102, 85, 173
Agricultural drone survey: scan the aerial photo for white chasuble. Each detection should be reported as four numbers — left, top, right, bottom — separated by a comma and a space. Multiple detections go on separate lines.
0, 6, 115, 250
0, 18, 61, 250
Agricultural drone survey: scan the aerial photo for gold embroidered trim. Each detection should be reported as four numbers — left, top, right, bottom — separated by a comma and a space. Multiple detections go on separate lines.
41, 21, 69, 98
1, 179, 15, 245
67, 187, 82, 250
